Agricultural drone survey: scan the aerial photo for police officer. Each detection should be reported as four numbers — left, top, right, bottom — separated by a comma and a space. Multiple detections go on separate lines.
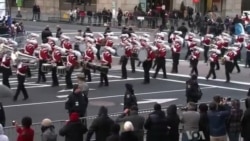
13, 62, 29, 101
65, 84, 88, 119
83, 26, 92, 38
0, 102, 5, 127
186, 75, 202, 103
123, 83, 137, 110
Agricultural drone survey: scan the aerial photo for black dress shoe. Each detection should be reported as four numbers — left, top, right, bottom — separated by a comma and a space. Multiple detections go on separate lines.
212, 77, 216, 79
121, 77, 127, 79
51, 84, 59, 87
142, 81, 150, 84
99, 83, 103, 87
13, 98, 17, 101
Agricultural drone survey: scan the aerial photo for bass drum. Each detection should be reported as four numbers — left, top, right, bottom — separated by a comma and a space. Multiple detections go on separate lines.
116, 46, 125, 56
138, 48, 148, 62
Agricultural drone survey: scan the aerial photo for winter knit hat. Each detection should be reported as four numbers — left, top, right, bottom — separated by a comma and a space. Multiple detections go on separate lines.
41, 118, 52, 127
70, 112, 79, 122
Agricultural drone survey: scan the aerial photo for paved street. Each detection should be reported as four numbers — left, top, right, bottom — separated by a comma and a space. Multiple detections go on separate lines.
1, 21, 250, 140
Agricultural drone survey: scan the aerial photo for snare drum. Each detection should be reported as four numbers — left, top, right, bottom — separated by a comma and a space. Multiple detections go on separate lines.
42, 63, 52, 73
57, 66, 66, 76
138, 48, 148, 62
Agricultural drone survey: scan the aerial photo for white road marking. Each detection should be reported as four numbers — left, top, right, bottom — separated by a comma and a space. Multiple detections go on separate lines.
133, 69, 250, 86
4, 86, 214, 108
57, 88, 96, 95
121, 98, 178, 105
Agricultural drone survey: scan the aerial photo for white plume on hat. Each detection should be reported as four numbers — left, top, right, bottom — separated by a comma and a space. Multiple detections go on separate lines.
222, 32, 230, 37
40, 43, 51, 49
194, 46, 204, 52
97, 33, 104, 38
156, 32, 164, 37
143, 33, 150, 38
41, 118, 52, 127
123, 121, 134, 132
163, 44, 171, 50
104, 46, 115, 54
85, 37, 95, 43
211, 44, 218, 48
30, 33, 39, 38
149, 45, 158, 51
106, 32, 114, 36
228, 47, 238, 51
120, 34, 129, 38
130, 33, 138, 38
61, 34, 70, 40
140, 37, 149, 42
0, 37, 7, 43
90, 46, 98, 54
205, 34, 214, 38
47, 37, 58, 42
75, 36, 84, 41
174, 31, 182, 35
155, 39, 164, 43
86, 33, 94, 37
215, 36, 223, 40
188, 32, 196, 37
233, 42, 241, 47
223, 37, 231, 42
26, 39, 38, 44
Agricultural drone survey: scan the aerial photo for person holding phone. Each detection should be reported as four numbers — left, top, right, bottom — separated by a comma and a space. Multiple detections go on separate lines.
13, 116, 34, 141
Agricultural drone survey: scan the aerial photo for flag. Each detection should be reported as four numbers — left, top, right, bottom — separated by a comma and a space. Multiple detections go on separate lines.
16, 0, 23, 7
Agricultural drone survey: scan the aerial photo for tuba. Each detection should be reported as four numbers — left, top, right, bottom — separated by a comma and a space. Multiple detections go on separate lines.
0, 43, 14, 54
15, 51, 38, 69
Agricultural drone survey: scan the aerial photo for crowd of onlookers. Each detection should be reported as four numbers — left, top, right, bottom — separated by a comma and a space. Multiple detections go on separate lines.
0, 95, 250, 141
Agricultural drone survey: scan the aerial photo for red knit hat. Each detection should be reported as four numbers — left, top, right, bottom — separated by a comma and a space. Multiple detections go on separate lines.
70, 112, 79, 122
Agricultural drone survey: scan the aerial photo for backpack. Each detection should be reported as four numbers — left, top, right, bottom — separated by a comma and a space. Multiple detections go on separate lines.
196, 85, 203, 100
42, 129, 57, 141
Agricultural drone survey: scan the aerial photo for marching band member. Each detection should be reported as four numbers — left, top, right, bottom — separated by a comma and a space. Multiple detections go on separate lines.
171, 37, 183, 73
0, 53, 12, 88
95, 33, 105, 60
65, 49, 78, 89
37, 43, 50, 83
206, 49, 220, 80
170, 31, 182, 43
214, 36, 224, 70
105, 33, 115, 47
28, 33, 39, 40
24, 39, 38, 77
74, 36, 84, 51
130, 33, 139, 72
7, 39, 18, 47
152, 39, 170, 79
152, 33, 166, 69
99, 46, 114, 87
13, 62, 29, 101
235, 33, 247, 61
85, 33, 94, 39
222, 36, 231, 56
120, 35, 132, 79
61, 36, 72, 50
51, 47, 63, 87
231, 43, 241, 73
223, 47, 237, 83
184, 32, 195, 60
202, 34, 213, 63
143, 45, 156, 84
190, 47, 203, 76
83, 37, 97, 82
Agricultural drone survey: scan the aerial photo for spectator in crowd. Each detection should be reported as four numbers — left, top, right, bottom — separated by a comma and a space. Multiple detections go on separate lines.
213, 96, 226, 111
32, 4, 38, 21
79, 9, 85, 25
65, 84, 88, 118
120, 121, 138, 141
37, 5, 41, 21
86, 106, 115, 141
116, 106, 145, 141
97, 11, 102, 26
41, 26, 52, 43
87, 10, 93, 25
106, 124, 120, 141
55, 25, 62, 38
180, 102, 200, 141
117, 8, 123, 26
144, 103, 168, 141
241, 98, 250, 141
59, 112, 87, 141
123, 83, 137, 110
14, 116, 34, 141
41, 118, 57, 141
227, 99, 243, 141
0, 102, 5, 127
198, 104, 210, 141
168, 26, 175, 44
107, 10, 112, 24
166, 104, 180, 141
186, 75, 202, 103
0, 124, 8, 141
207, 101, 230, 141
102, 8, 108, 25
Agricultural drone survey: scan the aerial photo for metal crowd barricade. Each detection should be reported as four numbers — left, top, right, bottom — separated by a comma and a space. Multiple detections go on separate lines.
14, 32, 30, 48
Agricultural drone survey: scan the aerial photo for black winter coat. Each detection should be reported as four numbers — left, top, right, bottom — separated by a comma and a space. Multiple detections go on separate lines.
59, 120, 87, 141
199, 113, 210, 141
41, 29, 52, 43
186, 79, 200, 103
166, 105, 180, 141
0, 102, 5, 127
144, 110, 169, 141
106, 134, 119, 141
120, 131, 138, 141
86, 115, 115, 141
241, 98, 250, 140
65, 92, 88, 117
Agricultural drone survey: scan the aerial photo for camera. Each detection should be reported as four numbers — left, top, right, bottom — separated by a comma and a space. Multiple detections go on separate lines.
12, 120, 16, 126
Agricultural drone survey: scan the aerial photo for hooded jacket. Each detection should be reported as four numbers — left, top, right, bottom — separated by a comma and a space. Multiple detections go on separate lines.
166, 105, 180, 141
241, 98, 250, 139
0, 124, 8, 141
